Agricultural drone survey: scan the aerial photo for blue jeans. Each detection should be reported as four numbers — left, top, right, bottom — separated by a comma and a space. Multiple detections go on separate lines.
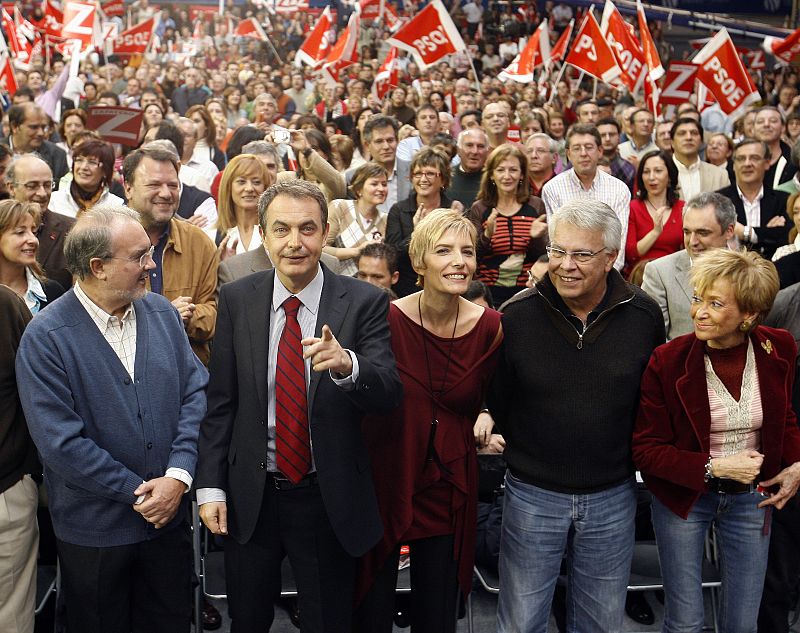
652, 492, 770, 633
497, 473, 636, 633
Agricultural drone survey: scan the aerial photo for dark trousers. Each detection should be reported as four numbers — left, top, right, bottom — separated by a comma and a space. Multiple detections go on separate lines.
354, 534, 459, 633
225, 477, 355, 633
57, 522, 192, 633
758, 497, 800, 633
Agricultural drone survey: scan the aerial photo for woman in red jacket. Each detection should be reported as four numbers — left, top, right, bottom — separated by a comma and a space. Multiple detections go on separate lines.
633, 249, 800, 633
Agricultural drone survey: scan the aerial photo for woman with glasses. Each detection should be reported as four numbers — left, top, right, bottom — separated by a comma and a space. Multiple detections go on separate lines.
325, 162, 389, 276
0, 200, 64, 314
467, 143, 547, 306
48, 140, 123, 218
624, 150, 684, 277
633, 249, 800, 633
386, 148, 454, 297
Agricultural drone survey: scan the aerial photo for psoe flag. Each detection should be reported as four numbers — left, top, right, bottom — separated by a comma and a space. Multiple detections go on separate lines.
387, 0, 466, 70
692, 28, 759, 121
564, 11, 621, 85
498, 19, 551, 84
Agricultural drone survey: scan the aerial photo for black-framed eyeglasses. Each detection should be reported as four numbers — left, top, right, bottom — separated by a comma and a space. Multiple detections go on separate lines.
546, 245, 608, 264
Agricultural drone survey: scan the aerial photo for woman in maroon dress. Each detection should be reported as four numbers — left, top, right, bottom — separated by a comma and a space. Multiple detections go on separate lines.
355, 209, 503, 633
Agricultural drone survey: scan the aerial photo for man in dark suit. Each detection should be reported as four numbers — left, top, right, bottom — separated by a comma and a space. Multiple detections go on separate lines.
6, 104, 68, 186
197, 180, 402, 633
7, 154, 74, 289
717, 138, 790, 260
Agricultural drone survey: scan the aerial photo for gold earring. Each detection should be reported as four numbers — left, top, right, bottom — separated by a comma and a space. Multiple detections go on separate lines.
739, 321, 751, 332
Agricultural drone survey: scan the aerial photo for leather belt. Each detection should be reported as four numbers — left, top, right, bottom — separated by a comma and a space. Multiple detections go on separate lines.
269, 473, 318, 491
707, 478, 755, 494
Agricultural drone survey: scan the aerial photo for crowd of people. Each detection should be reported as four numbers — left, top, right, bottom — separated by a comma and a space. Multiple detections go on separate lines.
4, 0, 800, 632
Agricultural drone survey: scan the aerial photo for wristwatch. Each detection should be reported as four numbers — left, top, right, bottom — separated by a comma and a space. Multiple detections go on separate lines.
704, 456, 714, 482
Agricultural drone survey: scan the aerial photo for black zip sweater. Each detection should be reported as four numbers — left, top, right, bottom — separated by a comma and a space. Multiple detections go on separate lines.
489, 270, 666, 494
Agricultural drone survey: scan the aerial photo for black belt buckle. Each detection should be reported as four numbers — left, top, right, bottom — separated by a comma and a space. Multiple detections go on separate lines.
708, 478, 754, 495
271, 473, 317, 490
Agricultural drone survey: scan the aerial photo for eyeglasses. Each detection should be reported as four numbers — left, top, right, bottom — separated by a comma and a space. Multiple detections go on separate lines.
568, 143, 598, 154
17, 180, 55, 192
106, 245, 155, 268
546, 245, 607, 263
412, 170, 440, 180
74, 157, 102, 168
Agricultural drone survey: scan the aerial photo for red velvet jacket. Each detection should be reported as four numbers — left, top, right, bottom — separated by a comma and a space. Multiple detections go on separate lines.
633, 326, 800, 519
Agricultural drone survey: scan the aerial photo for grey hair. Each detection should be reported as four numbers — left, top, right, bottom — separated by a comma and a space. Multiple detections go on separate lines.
550, 199, 622, 252
257, 180, 328, 233
143, 139, 180, 161
683, 192, 737, 231
242, 141, 280, 164
525, 132, 558, 154
64, 204, 141, 280
5, 152, 51, 184
734, 137, 771, 163
457, 127, 488, 148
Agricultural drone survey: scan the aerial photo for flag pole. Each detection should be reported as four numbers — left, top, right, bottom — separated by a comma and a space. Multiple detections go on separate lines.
592, 76, 597, 99
45, 34, 50, 70
547, 61, 568, 104
468, 55, 480, 92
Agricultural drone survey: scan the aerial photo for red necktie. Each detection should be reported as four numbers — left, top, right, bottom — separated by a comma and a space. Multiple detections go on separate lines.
275, 296, 311, 483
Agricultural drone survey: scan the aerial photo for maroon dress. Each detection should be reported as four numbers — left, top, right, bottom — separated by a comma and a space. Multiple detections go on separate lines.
358, 303, 503, 600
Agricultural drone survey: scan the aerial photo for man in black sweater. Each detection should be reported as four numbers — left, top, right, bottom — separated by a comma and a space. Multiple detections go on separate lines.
489, 199, 665, 633
0, 285, 39, 632
446, 128, 489, 209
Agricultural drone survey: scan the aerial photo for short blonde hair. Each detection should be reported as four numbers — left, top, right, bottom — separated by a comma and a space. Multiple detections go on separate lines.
690, 249, 779, 325
408, 208, 477, 279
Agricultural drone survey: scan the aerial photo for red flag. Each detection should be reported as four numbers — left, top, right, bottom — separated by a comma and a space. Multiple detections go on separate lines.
498, 19, 551, 84
1, 9, 33, 69
62, 1, 97, 46
384, 3, 402, 33
372, 46, 399, 101
42, 0, 63, 38
0, 28, 17, 96
550, 19, 573, 63
692, 28, 759, 120
763, 28, 800, 65
113, 16, 158, 55
387, 0, 466, 71
359, 0, 385, 21
695, 80, 716, 113
659, 61, 698, 107
320, 11, 360, 86
601, 1, 646, 93
234, 17, 269, 41
86, 106, 143, 146
636, 0, 663, 81
100, 0, 125, 18
274, 0, 310, 13
644, 75, 660, 116
295, 6, 332, 68
564, 12, 621, 84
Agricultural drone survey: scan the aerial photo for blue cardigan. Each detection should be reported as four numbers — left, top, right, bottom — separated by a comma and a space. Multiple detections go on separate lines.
16, 290, 208, 547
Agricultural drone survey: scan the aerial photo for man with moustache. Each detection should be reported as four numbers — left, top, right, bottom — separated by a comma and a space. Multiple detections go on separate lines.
524, 133, 557, 197
122, 145, 219, 365
16, 205, 208, 633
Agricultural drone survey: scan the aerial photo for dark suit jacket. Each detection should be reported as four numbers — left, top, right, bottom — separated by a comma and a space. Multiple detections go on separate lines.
717, 184, 789, 260
777, 250, 800, 289
633, 327, 800, 519
38, 209, 75, 290
197, 265, 403, 555
38, 140, 69, 188
176, 183, 212, 222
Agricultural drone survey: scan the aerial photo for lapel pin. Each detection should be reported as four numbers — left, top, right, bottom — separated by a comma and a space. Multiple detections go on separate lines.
761, 340, 773, 355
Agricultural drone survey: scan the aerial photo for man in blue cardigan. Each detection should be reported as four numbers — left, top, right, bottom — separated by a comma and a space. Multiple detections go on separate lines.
16, 204, 208, 633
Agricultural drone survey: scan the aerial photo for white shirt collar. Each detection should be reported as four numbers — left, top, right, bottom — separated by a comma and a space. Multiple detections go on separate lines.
272, 264, 324, 315
74, 281, 135, 329
737, 185, 764, 204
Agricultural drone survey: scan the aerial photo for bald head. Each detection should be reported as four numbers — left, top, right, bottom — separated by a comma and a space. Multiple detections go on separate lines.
8, 154, 54, 210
